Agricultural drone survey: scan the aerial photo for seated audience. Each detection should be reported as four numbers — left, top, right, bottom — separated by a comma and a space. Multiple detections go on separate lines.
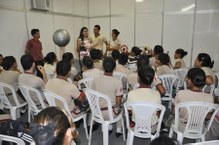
156, 53, 174, 75
82, 56, 103, 78
30, 107, 78, 145
0, 54, 3, 73
19, 55, 47, 105
128, 46, 142, 63
44, 52, 57, 79
115, 52, 132, 75
90, 48, 103, 70
174, 48, 187, 69
149, 45, 164, 67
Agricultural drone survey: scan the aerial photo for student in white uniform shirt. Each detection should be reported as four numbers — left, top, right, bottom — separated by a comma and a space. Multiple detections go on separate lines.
156, 53, 175, 75
90, 49, 103, 70
106, 29, 121, 56
90, 25, 107, 55
173, 48, 187, 69
149, 45, 164, 67
44, 52, 57, 79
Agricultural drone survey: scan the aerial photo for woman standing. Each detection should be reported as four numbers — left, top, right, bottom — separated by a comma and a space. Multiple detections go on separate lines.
106, 29, 121, 56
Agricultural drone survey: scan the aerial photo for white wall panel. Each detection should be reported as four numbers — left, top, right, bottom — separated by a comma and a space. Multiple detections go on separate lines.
111, 16, 135, 49
89, 0, 109, 17
136, 14, 162, 49
136, 0, 163, 13
74, 0, 88, 16
26, 12, 54, 57
165, 0, 195, 13
53, 0, 73, 14
196, 0, 219, 11
193, 13, 219, 71
0, 10, 27, 69
163, 14, 194, 68
0, 0, 24, 9
111, 0, 134, 15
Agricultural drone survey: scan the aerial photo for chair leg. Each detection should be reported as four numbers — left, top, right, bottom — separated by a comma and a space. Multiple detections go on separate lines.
127, 131, 134, 145
83, 114, 89, 140
88, 117, 94, 145
121, 117, 126, 141
177, 132, 183, 144
102, 123, 109, 145
10, 107, 17, 120
28, 107, 31, 122
169, 127, 173, 138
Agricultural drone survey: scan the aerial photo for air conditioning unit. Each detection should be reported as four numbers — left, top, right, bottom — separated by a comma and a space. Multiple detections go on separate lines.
31, 0, 50, 11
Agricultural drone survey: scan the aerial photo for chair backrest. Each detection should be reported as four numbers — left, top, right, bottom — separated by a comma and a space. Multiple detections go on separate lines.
77, 77, 94, 90
18, 83, 46, 113
202, 84, 215, 95
113, 71, 129, 92
174, 102, 219, 138
45, 69, 56, 80
0, 134, 25, 145
158, 74, 178, 97
83, 88, 114, 123
0, 82, 20, 109
124, 102, 166, 138
174, 69, 188, 91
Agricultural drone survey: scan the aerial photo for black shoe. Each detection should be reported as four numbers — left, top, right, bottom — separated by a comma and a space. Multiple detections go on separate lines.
115, 132, 122, 137
75, 119, 83, 128
88, 123, 100, 133
109, 130, 113, 135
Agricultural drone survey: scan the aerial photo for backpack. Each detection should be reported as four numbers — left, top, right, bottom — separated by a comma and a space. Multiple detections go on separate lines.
0, 120, 34, 145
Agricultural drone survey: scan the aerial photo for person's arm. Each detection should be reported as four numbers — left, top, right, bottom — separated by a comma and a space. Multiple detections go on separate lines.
174, 62, 181, 69
76, 38, 82, 52
25, 41, 31, 54
156, 84, 166, 96
116, 95, 122, 106
37, 65, 47, 83
206, 75, 213, 86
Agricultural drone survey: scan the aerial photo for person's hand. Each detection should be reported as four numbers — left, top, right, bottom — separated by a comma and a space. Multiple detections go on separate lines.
37, 65, 46, 75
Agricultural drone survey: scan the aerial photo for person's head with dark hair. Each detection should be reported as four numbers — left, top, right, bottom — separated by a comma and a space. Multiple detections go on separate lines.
137, 54, 149, 68
83, 56, 93, 69
112, 50, 120, 60
195, 53, 214, 68
119, 53, 128, 65
79, 27, 88, 41
1, 56, 17, 71
131, 46, 142, 56
138, 65, 155, 86
62, 52, 74, 65
174, 48, 188, 59
150, 135, 177, 145
20, 55, 34, 71
90, 49, 101, 60
30, 107, 78, 145
153, 45, 164, 56
186, 68, 206, 88
157, 53, 170, 66
56, 60, 71, 77
103, 57, 116, 73
112, 29, 120, 39
0, 54, 3, 65
93, 25, 101, 35
31, 29, 40, 38
44, 52, 57, 65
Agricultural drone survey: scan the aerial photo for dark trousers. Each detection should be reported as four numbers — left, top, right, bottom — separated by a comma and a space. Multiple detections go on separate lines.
35, 60, 44, 79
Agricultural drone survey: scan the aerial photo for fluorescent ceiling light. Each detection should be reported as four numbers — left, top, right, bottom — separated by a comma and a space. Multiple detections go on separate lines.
181, 3, 195, 11
136, 0, 144, 2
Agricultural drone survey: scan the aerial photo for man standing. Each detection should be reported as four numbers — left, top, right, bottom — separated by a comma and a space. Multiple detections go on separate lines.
90, 25, 108, 56
25, 29, 44, 78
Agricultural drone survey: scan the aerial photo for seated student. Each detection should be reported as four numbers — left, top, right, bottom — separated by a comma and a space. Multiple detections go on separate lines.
127, 54, 165, 96
90, 48, 103, 70
174, 48, 187, 69
82, 56, 103, 79
111, 49, 120, 64
115, 52, 132, 75
44, 52, 58, 79
156, 53, 174, 75
62, 52, 79, 81
194, 53, 215, 86
127, 65, 161, 133
128, 46, 142, 64
45, 60, 87, 117
30, 107, 78, 145
92, 57, 123, 136
171, 68, 214, 131
0, 56, 25, 105
0, 54, 4, 73
19, 55, 47, 105
149, 45, 164, 67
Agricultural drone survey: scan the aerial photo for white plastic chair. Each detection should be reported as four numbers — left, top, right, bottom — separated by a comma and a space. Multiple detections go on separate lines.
202, 84, 215, 95
0, 82, 27, 120
124, 102, 166, 145
169, 102, 219, 144
18, 83, 46, 122
77, 77, 94, 90
0, 134, 25, 145
174, 68, 188, 92
158, 74, 178, 109
113, 72, 129, 101
43, 89, 89, 139
83, 88, 126, 145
